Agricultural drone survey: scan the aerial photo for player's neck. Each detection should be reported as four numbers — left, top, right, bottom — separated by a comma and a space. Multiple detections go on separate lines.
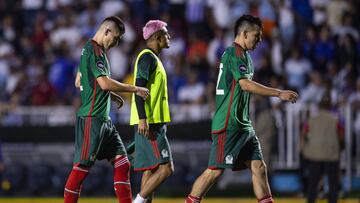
234, 37, 247, 51
146, 43, 160, 55
92, 34, 105, 49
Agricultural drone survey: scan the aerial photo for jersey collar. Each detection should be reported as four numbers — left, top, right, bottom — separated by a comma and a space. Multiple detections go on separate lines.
91, 39, 105, 56
146, 47, 159, 56
233, 42, 246, 59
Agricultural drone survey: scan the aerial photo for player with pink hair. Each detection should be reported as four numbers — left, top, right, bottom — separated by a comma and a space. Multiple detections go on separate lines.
130, 20, 174, 203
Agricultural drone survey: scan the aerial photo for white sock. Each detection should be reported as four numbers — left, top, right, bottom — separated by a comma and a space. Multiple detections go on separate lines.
133, 194, 147, 203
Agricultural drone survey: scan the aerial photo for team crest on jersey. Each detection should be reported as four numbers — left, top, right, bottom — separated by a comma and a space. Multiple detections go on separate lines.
225, 154, 233, 164
161, 149, 169, 158
239, 64, 247, 72
96, 61, 105, 71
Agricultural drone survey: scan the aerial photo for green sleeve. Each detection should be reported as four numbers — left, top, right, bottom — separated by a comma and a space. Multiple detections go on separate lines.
89, 51, 107, 78
136, 52, 157, 81
230, 57, 251, 81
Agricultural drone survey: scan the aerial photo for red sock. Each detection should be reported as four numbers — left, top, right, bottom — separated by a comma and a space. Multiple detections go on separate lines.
113, 156, 132, 203
258, 195, 274, 203
64, 164, 89, 203
185, 194, 202, 203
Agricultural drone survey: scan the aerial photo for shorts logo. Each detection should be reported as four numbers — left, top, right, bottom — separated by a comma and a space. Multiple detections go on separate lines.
225, 154, 233, 164
239, 64, 247, 72
96, 61, 105, 71
161, 149, 169, 158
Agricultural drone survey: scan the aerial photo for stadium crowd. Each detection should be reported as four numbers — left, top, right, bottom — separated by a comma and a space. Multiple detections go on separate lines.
0, 0, 359, 126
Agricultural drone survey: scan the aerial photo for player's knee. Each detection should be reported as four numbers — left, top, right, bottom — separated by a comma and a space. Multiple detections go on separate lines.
252, 161, 267, 177
160, 163, 174, 178
113, 156, 131, 181
65, 165, 89, 191
122, 161, 131, 174
206, 168, 224, 180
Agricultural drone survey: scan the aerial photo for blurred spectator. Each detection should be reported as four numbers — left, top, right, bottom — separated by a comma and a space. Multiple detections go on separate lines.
334, 33, 357, 72
254, 55, 274, 85
206, 0, 231, 30
333, 12, 359, 40
206, 28, 231, 68
278, 0, 295, 53
31, 69, 56, 106
185, 0, 208, 35
101, 0, 125, 18
349, 78, 360, 171
147, 0, 170, 20
78, 1, 103, 31
270, 28, 283, 75
254, 96, 276, 171
284, 47, 312, 90
313, 26, 334, 72
300, 93, 343, 203
50, 16, 81, 49
0, 15, 16, 43
30, 13, 49, 56
48, 43, 76, 103
300, 71, 325, 104
168, 56, 187, 103
309, 0, 329, 26
186, 32, 209, 80
178, 69, 205, 104
258, 0, 276, 38
291, 0, 313, 26
327, 0, 350, 31
229, 0, 249, 22
250, 36, 270, 71
302, 26, 316, 63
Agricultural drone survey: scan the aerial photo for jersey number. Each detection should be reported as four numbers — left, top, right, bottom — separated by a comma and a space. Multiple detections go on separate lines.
216, 63, 224, 95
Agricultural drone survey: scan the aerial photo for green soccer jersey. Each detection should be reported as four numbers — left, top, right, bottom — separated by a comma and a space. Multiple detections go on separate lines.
211, 43, 254, 133
77, 40, 111, 121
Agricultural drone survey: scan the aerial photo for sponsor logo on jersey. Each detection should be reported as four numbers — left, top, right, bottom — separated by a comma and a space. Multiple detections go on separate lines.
161, 149, 169, 158
239, 64, 247, 72
96, 61, 105, 71
225, 154, 233, 164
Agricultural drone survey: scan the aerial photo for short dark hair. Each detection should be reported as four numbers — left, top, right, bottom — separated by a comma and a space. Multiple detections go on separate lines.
103, 16, 125, 34
234, 14, 262, 37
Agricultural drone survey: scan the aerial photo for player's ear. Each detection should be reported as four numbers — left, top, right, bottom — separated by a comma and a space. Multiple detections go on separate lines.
244, 31, 247, 39
104, 27, 110, 36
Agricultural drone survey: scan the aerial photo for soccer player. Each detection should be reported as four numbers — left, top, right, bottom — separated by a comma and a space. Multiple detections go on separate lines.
130, 20, 174, 203
64, 16, 150, 203
185, 14, 298, 203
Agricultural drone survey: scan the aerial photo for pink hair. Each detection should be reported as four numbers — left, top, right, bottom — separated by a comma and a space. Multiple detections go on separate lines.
142, 20, 167, 40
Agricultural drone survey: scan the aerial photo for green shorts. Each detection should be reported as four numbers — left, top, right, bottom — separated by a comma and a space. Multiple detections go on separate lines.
208, 129, 263, 171
133, 123, 173, 171
74, 116, 126, 167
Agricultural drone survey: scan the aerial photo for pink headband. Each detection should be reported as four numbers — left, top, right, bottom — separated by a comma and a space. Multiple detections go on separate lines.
143, 20, 167, 40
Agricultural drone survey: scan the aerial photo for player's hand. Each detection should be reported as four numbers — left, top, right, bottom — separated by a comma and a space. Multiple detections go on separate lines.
110, 92, 124, 109
138, 119, 149, 137
279, 90, 298, 103
135, 87, 150, 100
